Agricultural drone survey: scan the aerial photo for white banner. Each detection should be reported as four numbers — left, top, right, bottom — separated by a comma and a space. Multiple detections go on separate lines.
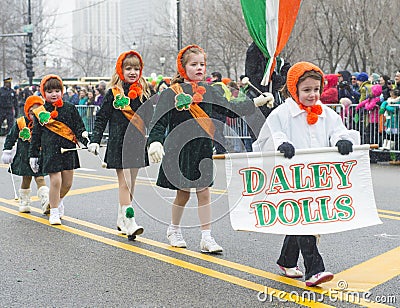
223, 145, 382, 235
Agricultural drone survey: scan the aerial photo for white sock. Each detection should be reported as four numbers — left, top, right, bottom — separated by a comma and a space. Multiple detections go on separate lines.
168, 223, 181, 232
58, 197, 64, 207
201, 229, 212, 240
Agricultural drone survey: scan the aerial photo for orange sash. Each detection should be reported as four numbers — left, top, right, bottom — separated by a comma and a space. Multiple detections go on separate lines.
111, 88, 146, 136
16, 117, 26, 131
170, 83, 215, 139
33, 106, 78, 144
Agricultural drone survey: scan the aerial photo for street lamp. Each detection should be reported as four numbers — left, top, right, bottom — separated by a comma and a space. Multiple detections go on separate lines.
159, 56, 166, 75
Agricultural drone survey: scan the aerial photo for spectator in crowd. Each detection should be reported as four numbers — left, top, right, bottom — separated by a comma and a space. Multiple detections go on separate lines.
350, 73, 360, 93
66, 87, 79, 105
0, 77, 18, 135
338, 70, 352, 83
394, 70, 400, 89
320, 74, 339, 104
380, 74, 392, 101
357, 72, 372, 103
94, 86, 105, 106
370, 73, 380, 85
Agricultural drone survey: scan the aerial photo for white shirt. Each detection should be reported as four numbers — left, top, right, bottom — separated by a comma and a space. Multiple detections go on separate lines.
252, 98, 354, 152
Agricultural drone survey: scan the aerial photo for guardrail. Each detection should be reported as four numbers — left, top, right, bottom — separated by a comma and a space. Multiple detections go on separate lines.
75, 103, 400, 156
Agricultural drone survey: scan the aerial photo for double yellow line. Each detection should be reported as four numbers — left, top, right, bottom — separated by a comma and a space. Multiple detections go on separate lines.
0, 195, 397, 307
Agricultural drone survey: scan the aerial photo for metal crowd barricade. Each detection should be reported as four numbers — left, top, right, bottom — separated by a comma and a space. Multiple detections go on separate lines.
76, 103, 400, 155
74, 105, 100, 134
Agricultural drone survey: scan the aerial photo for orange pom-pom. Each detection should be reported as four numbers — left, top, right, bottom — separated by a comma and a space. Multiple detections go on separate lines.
197, 86, 206, 95
128, 90, 139, 99
192, 93, 203, 103
307, 113, 318, 125
313, 104, 322, 114
50, 110, 58, 119
53, 98, 63, 108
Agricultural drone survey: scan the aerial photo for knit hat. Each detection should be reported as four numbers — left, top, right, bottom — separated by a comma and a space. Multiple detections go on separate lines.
371, 73, 380, 83
286, 61, 324, 104
176, 45, 206, 81
40, 74, 64, 97
115, 50, 143, 82
24, 95, 44, 118
357, 72, 369, 82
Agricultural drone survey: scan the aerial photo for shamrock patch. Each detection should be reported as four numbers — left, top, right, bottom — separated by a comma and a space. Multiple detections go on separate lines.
175, 93, 192, 111
19, 127, 31, 141
38, 111, 51, 126
113, 94, 130, 110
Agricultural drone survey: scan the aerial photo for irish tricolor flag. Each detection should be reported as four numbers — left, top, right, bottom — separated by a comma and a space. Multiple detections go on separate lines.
240, 0, 301, 85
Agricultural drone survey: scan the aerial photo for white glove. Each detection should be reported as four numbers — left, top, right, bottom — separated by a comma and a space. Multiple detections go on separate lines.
30, 157, 39, 173
1, 150, 14, 164
253, 92, 275, 108
82, 131, 89, 139
148, 142, 165, 164
88, 143, 100, 155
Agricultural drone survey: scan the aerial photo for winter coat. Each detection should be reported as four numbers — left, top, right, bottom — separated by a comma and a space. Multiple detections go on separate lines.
147, 81, 255, 190
356, 84, 382, 124
29, 101, 88, 173
252, 98, 353, 151
379, 96, 400, 132
320, 74, 339, 104
3, 116, 46, 176
90, 82, 154, 169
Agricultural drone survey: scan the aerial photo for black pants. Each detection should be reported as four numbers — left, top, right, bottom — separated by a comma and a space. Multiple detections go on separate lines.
277, 235, 325, 280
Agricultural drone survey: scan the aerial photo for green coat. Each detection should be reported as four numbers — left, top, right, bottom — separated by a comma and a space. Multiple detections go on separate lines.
90, 83, 154, 169
29, 101, 88, 173
147, 82, 255, 190
3, 116, 46, 176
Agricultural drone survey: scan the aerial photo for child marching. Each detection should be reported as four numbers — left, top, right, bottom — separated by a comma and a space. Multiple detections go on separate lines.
88, 50, 153, 240
147, 44, 273, 253
254, 61, 355, 286
1, 95, 49, 213
29, 75, 89, 225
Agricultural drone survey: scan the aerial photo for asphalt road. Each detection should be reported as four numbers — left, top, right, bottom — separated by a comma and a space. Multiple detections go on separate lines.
0, 137, 399, 307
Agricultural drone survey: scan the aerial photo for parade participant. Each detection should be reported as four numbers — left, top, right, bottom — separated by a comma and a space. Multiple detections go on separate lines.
147, 44, 273, 253
29, 75, 89, 225
88, 50, 153, 240
0, 77, 18, 135
1, 95, 50, 213
253, 61, 354, 286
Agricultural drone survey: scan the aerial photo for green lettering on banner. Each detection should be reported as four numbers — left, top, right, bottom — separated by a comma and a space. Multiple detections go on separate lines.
278, 200, 301, 225
335, 195, 354, 220
267, 166, 291, 193
332, 161, 356, 188
318, 196, 338, 221
309, 163, 332, 189
291, 165, 311, 191
299, 197, 322, 223
251, 202, 277, 227
239, 168, 266, 195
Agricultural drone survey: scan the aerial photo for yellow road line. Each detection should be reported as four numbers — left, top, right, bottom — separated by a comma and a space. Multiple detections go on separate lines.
378, 209, 400, 216
324, 246, 400, 293
378, 214, 400, 221
0, 198, 395, 307
0, 204, 332, 307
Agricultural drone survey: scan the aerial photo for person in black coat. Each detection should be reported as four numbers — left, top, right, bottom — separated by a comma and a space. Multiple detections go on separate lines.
29, 75, 89, 225
147, 44, 274, 253
0, 77, 18, 135
1, 95, 50, 213
88, 51, 153, 240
